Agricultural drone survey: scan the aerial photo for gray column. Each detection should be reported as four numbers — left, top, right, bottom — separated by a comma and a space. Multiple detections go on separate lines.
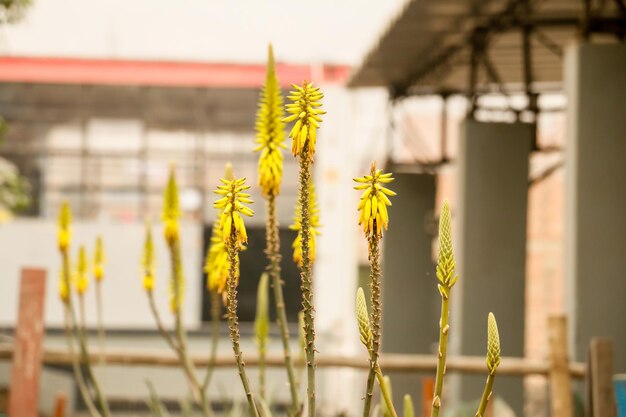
564, 43, 626, 370
382, 172, 437, 405
453, 120, 531, 416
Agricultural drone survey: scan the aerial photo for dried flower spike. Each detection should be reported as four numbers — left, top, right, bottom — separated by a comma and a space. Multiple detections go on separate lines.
57, 201, 72, 252
255, 44, 286, 197
76, 245, 89, 295
354, 162, 396, 236
283, 81, 325, 160
142, 219, 156, 292
214, 177, 254, 246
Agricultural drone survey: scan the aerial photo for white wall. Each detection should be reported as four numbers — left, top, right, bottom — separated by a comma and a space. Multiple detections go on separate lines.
0, 0, 407, 65
0, 219, 203, 329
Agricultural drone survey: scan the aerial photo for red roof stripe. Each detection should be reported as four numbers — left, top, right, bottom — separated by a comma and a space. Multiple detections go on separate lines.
0, 57, 351, 88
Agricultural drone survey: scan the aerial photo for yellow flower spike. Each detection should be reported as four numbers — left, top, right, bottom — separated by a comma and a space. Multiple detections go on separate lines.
58, 266, 69, 303
93, 235, 105, 281
290, 179, 321, 267
57, 201, 72, 252
354, 162, 396, 237
255, 44, 286, 197
213, 177, 254, 246
141, 219, 156, 292
356, 287, 373, 351
283, 81, 325, 161
486, 312, 501, 375
204, 224, 242, 296
76, 245, 89, 295
162, 164, 180, 245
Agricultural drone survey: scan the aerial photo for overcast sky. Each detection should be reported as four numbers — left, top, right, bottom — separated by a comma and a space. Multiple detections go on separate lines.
0, 0, 408, 66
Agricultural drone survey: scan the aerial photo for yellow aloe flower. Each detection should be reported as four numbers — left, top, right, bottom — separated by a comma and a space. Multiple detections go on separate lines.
141, 219, 156, 292
254, 44, 286, 197
93, 235, 105, 281
283, 81, 325, 160
290, 180, 321, 267
57, 201, 72, 252
354, 162, 396, 236
204, 224, 230, 295
58, 265, 69, 303
76, 245, 89, 295
213, 177, 254, 246
162, 165, 180, 245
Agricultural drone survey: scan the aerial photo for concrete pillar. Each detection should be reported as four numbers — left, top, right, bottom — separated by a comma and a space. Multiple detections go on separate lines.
382, 172, 437, 405
453, 120, 531, 416
564, 43, 626, 370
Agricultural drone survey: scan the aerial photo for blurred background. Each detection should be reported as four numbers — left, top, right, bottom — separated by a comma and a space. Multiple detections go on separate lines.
0, 0, 625, 416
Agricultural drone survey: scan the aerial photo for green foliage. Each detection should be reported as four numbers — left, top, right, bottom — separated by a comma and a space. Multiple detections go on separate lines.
0, 0, 32, 23
0, 157, 30, 215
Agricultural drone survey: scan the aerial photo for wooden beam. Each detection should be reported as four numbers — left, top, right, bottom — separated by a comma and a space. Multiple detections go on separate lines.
588, 338, 617, 417
0, 345, 587, 378
548, 316, 573, 417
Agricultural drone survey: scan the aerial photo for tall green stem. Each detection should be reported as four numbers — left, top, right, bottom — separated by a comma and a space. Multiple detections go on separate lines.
267, 192, 301, 415
202, 291, 221, 391
62, 306, 102, 417
475, 374, 495, 417
61, 251, 111, 417
95, 280, 105, 368
167, 239, 212, 417
374, 366, 398, 417
431, 295, 450, 417
226, 232, 261, 417
297, 153, 316, 417
363, 234, 382, 417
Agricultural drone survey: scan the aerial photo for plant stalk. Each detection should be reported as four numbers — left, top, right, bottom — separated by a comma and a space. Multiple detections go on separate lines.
167, 239, 213, 417
267, 192, 301, 416
226, 231, 261, 417
475, 374, 495, 417
431, 295, 450, 417
96, 280, 106, 368
62, 306, 102, 417
61, 251, 111, 417
202, 291, 221, 391
297, 153, 316, 417
375, 366, 398, 417
363, 234, 382, 417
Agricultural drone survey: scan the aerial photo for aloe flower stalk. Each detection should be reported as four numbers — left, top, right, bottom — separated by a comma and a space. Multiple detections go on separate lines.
214, 176, 260, 417
475, 313, 501, 417
254, 46, 301, 414
254, 273, 270, 400
57, 203, 110, 417
159, 167, 212, 417
356, 288, 398, 417
431, 201, 458, 417
283, 80, 325, 417
354, 162, 396, 417
93, 235, 106, 367
290, 180, 321, 267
